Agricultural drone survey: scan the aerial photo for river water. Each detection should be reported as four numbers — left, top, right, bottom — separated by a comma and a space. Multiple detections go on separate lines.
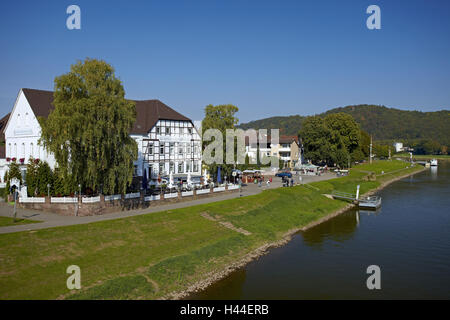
192, 162, 450, 299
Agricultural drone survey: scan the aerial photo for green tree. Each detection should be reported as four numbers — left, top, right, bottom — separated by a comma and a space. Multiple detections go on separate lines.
201, 104, 239, 180
25, 158, 39, 196
52, 167, 64, 196
3, 171, 8, 186
6, 161, 22, 194
39, 58, 138, 194
299, 116, 334, 165
8, 162, 22, 183
373, 144, 389, 159
422, 139, 441, 155
35, 162, 54, 196
359, 130, 371, 158
324, 113, 361, 154
299, 113, 364, 167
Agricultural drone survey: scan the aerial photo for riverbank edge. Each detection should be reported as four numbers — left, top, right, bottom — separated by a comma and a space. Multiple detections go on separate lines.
166, 165, 426, 300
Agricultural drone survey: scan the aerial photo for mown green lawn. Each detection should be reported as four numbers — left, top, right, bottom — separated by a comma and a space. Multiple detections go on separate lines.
0, 216, 40, 227
0, 160, 423, 300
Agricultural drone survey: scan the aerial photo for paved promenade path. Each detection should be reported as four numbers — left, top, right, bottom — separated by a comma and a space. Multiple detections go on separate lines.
0, 173, 335, 234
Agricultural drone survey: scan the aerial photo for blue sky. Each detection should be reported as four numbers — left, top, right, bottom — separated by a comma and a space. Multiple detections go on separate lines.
1, 0, 449, 123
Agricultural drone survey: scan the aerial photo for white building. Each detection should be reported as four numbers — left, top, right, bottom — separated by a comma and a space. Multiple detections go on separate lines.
132, 99, 202, 183
0, 88, 202, 186
243, 133, 301, 169
393, 142, 404, 153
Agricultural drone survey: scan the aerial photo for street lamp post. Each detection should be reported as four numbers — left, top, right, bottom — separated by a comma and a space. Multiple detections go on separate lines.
12, 187, 17, 222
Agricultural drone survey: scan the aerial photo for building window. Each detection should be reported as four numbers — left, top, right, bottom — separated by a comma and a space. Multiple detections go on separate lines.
178, 143, 184, 155
148, 143, 153, 155
193, 161, 198, 172
188, 128, 192, 134
178, 161, 184, 173
170, 162, 174, 173
165, 127, 170, 135
187, 143, 191, 154
160, 144, 164, 154
156, 127, 160, 134
170, 143, 174, 155
159, 163, 164, 175
186, 161, 191, 173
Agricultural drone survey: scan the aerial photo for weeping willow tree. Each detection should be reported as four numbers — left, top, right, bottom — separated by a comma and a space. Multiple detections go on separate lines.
39, 58, 137, 194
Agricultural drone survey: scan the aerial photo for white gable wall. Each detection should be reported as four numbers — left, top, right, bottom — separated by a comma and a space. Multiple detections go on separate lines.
4, 90, 56, 168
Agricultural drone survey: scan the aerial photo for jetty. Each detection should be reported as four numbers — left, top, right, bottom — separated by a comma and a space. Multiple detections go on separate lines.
331, 185, 381, 209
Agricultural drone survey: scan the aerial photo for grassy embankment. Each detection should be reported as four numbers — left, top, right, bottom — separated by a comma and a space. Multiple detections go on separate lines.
394, 153, 450, 161
0, 216, 40, 227
0, 160, 423, 300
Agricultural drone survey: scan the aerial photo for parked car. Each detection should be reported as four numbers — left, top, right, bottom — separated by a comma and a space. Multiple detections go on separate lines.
275, 171, 292, 178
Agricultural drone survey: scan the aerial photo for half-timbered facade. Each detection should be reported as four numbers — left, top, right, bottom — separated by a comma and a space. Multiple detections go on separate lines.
133, 119, 202, 183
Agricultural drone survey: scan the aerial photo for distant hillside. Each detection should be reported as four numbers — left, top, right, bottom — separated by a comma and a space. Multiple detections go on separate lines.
238, 105, 450, 146
238, 115, 305, 136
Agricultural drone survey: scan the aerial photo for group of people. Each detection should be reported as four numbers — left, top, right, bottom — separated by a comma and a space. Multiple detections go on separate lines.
281, 176, 295, 187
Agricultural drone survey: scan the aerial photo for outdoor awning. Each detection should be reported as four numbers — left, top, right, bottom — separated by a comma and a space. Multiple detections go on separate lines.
298, 164, 318, 169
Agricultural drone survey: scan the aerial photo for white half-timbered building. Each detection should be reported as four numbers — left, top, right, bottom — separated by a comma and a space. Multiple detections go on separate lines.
0, 88, 202, 186
130, 99, 202, 183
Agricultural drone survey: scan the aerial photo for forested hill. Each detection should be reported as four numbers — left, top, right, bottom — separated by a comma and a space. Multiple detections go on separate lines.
238, 115, 305, 136
238, 105, 450, 146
